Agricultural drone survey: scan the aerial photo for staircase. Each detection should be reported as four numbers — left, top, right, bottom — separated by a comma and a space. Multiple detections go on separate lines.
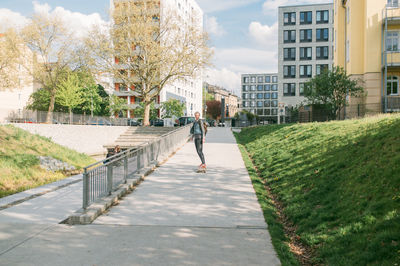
104, 126, 177, 152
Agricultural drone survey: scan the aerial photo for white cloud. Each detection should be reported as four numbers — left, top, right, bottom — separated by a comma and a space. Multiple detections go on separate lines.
205, 68, 241, 95
263, 0, 332, 15
32, 2, 109, 38
248, 21, 278, 48
206, 46, 278, 95
197, 0, 260, 13
205, 16, 225, 36
0, 9, 29, 31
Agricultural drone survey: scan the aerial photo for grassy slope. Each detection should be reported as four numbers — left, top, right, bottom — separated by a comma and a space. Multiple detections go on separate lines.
236, 114, 400, 265
0, 125, 96, 198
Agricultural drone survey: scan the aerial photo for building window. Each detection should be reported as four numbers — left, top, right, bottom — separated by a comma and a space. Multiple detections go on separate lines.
257, 101, 263, 107
257, 93, 263, 99
386, 32, 399, 51
251, 101, 256, 107
388, 0, 399, 7
299, 83, 305, 96
257, 109, 264, 115
316, 46, 329, 59
346, 40, 350, 62
271, 100, 278, 107
251, 93, 256, 99
272, 84, 278, 91
284, 65, 296, 78
264, 93, 271, 99
316, 64, 329, 75
387, 76, 399, 95
283, 83, 296, 96
271, 109, 278, 115
265, 109, 271, 115
257, 85, 263, 91
284, 12, 296, 25
242, 85, 247, 91
265, 76, 271, 83
251, 76, 256, 83
284, 48, 296, 61
264, 84, 271, 91
316, 28, 329, 41
258, 76, 264, 83
300, 65, 312, 78
284, 30, 296, 43
300, 29, 312, 42
300, 47, 312, 60
316, 10, 329, 23
251, 85, 256, 91
272, 92, 278, 99
243, 77, 249, 83
272, 76, 278, 83
264, 100, 271, 107
300, 11, 312, 24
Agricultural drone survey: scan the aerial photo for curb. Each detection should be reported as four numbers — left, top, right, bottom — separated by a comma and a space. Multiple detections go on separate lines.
65, 140, 188, 225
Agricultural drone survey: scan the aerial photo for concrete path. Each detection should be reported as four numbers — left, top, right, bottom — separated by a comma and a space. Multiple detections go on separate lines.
0, 128, 280, 265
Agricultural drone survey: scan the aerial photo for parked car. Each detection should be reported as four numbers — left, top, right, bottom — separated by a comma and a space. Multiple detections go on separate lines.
151, 119, 164, 127
87, 118, 112, 126
127, 118, 141, 126
178, 116, 195, 126
206, 119, 216, 127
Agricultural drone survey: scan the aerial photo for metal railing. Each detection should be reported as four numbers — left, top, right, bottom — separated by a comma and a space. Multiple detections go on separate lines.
82, 124, 191, 209
5, 109, 130, 126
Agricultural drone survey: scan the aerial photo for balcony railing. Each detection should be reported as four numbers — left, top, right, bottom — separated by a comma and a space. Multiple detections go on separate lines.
384, 5, 400, 25
387, 95, 400, 111
382, 51, 400, 67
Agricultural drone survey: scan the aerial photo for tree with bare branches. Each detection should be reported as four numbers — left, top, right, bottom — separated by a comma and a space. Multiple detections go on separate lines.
0, 28, 22, 90
85, 0, 212, 126
20, 15, 81, 123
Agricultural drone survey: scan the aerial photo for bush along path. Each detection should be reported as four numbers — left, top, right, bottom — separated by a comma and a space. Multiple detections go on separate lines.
235, 114, 400, 266
0, 125, 95, 198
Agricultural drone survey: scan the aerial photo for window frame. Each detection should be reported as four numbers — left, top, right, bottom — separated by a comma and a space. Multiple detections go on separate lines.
300, 29, 313, 42
284, 12, 296, 25
316, 46, 329, 59
316, 28, 329, 42
283, 65, 296, 78
300, 11, 312, 24
300, 47, 312, 60
284, 30, 296, 43
300, 65, 312, 78
316, 10, 329, 24
387, 76, 399, 95
284, 47, 296, 61
283, 83, 296, 96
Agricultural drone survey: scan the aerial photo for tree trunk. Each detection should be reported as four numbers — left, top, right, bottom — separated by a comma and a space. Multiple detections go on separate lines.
46, 89, 56, 123
143, 101, 151, 126
69, 108, 73, 125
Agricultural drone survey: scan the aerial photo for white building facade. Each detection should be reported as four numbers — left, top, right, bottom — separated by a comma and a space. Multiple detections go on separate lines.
241, 73, 280, 123
278, 3, 334, 107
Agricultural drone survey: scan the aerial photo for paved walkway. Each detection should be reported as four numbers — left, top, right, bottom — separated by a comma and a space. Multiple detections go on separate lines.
0, 128, 280, 265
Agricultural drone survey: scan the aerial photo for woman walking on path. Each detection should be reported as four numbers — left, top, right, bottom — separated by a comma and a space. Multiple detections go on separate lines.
190, 111, 207, 172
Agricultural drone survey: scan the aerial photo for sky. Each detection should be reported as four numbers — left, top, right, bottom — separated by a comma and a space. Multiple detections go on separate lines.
0, 0, 332, 95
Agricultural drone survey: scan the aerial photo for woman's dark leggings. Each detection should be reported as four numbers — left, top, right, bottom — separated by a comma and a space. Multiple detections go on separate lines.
194, 135, 205, 164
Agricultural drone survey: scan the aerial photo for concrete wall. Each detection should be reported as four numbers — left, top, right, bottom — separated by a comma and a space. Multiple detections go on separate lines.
12, 124, 129, 156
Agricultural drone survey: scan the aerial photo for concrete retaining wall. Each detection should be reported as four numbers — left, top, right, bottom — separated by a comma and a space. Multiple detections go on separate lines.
13, 124, 129, 156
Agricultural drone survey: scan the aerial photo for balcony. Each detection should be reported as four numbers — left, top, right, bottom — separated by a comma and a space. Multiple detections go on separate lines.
387, 95, 400, 111
384, 5, 400, 25
382, 51, 400, 68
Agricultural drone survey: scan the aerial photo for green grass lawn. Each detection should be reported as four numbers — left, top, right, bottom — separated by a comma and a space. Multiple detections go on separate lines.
0, 125, 96, 198
236, 114, 400, 266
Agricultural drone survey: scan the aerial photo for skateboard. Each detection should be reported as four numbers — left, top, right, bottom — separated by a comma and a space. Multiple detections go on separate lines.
196, 166, 206, 173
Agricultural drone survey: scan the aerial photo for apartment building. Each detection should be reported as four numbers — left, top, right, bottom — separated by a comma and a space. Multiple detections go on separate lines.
334, 0, 400, 112
204, 82, 239, 118
111, 0, 203, 118
241, 73, 279, 123
278, 3, 334, 107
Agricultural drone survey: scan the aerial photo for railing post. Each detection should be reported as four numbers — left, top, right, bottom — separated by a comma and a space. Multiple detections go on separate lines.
107, 164, 113, 195
137, 148, 141, 171
83, 168, 89, 209
124, 155, 128, 183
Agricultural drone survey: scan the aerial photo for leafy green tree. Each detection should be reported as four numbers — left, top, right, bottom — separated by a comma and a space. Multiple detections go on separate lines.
134, 102, 158, 121
304, 66, 364, 119
109, 95, 128, 118
56, 72, 85, 123
27, 88, 66, 112
161, 99, 185, 118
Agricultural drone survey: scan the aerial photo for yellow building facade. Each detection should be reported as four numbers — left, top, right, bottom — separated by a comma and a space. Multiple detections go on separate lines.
334, 0, 400, 112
